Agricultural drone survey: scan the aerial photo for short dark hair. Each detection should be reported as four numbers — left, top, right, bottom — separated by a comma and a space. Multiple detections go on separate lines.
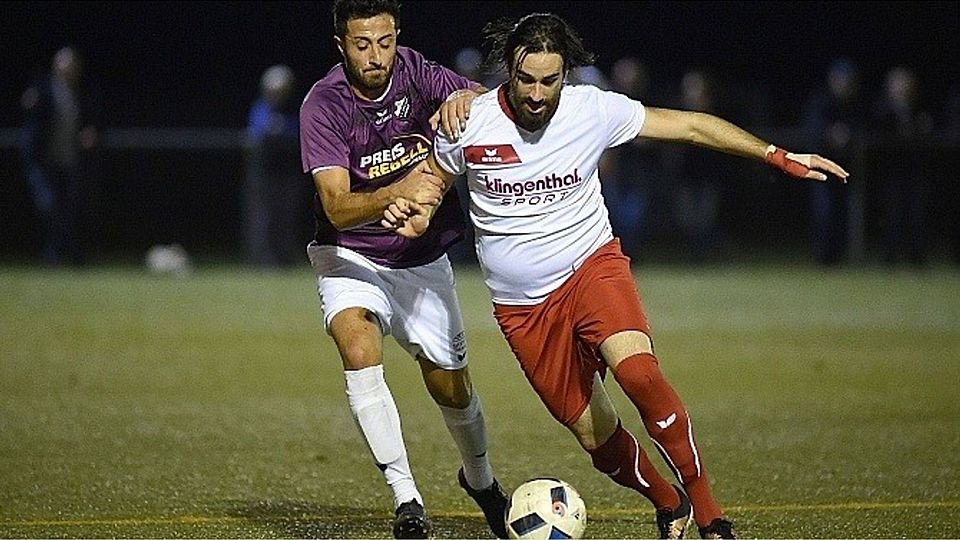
332, 0, 401, 37
480, 13, 596, 77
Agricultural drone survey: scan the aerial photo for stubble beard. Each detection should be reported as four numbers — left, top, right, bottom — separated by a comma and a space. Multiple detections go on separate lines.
348, 63, 393, 99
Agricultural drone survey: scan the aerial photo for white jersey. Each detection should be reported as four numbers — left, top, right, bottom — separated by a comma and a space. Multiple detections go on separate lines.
434, 84, 646, 305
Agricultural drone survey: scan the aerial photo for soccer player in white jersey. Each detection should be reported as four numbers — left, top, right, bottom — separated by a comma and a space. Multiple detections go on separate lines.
382, 12, 849, 540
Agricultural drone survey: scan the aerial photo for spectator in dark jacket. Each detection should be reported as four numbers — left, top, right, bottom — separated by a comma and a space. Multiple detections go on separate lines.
20, 46, 101, 266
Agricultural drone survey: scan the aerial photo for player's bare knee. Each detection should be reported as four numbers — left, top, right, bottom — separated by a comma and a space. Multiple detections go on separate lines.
446, 371, 474, 409
429, 383, 472, 409
439, 387, 472, 409
333, 330, 382, 369
330, 309, 383, 369
421, 361, 473, 408
338, 341, 382, 369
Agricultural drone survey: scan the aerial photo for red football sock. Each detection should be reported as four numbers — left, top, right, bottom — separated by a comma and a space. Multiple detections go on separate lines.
613, 353, 723, 527
588, 421, 678, 510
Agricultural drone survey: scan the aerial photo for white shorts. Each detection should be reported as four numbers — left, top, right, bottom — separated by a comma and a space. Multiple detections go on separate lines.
306, 241, 468, 370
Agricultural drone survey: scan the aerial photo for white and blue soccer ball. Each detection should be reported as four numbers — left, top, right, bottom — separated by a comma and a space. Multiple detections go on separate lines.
505, 478, 587, 539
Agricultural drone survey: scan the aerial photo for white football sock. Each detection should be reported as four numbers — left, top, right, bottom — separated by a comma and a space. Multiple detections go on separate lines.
439, 392, 495, 490
345, 365, 422, 509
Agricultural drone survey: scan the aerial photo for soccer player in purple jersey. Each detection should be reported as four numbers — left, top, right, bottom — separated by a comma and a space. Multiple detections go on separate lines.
298, 1, 507, 538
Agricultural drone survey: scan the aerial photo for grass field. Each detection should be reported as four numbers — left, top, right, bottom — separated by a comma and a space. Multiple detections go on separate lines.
1, 263, 958, 539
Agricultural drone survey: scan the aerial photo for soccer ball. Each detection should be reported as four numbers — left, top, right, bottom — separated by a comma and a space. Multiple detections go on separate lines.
505, 478, 587, 539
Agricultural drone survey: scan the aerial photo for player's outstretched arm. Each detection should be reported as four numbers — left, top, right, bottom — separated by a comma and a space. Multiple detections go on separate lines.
313, 161, 446, 230
639, 107, 850, 182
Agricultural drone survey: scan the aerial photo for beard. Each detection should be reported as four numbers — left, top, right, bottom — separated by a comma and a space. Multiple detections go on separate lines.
347, 62, 394, 99
509, 87, 559, 132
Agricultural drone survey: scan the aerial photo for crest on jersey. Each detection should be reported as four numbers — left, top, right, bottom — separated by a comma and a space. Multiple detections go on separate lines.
465, 144, 521, 164
394, 96, 410, 119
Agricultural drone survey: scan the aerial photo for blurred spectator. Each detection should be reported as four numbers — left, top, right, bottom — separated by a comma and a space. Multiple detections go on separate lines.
599, 56, 660, 261
455, 46, 506, 90
19, 46, 101, 266
569, 65, 610, 89
945, 83, 960, 264
662, 69, 726, 264
873, 66, 935, 267
243, 64, 308, 268
801, 58, 866, 266
946, 82, 960, 145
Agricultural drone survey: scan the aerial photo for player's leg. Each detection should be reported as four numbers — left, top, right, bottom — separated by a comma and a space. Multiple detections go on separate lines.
491, 257, 680, 525
417, 359, 509, 538
581, 250, 730, 534
416, 360, 493, 487
569, 373, 682, 516
571, 239, 721, 537
307, 243, 426, 538
601, 331, 732, 536
387, 255, 507, 538
330, 311, 430, 538
600, 330, 719, 520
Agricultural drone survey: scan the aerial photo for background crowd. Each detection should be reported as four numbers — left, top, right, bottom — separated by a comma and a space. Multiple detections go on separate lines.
4, 3, 959, 270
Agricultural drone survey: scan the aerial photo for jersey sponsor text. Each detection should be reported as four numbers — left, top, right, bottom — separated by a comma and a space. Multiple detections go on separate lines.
360, 138, 430, 179
480, 168, 582, 205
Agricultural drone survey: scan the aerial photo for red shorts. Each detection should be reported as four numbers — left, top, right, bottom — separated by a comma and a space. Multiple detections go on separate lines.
493, 239, 651, 426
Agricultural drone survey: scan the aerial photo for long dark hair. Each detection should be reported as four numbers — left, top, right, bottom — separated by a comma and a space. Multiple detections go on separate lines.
479, 13, 596, 77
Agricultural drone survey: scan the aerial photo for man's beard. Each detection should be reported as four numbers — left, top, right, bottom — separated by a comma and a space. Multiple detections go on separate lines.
349, 63, 393, 98
510, 88, 558, 132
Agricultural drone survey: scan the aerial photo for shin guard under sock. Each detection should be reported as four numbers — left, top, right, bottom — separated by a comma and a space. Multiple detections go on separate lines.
345, 365, 421, 509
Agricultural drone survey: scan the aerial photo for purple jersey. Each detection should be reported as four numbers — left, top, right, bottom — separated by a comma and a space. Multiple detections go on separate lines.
300, 46, 473, 268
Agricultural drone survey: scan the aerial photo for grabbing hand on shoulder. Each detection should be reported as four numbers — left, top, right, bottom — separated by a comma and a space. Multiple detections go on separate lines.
430, 88, 483, 141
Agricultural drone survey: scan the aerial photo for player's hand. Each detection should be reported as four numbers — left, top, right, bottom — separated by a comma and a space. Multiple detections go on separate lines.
764, 145, 850, 183
429, 89, 480, 141
381, 198, 431, 238
394, 161, 445, 205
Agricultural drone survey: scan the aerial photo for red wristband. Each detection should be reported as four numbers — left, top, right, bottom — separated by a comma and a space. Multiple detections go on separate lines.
764, 146, 810, 179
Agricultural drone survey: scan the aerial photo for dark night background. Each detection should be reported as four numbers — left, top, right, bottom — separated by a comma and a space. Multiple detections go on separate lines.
1, 1, 959, 262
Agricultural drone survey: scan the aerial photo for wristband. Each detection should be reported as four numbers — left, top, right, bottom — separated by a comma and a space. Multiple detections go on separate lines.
764, 145, 811, 179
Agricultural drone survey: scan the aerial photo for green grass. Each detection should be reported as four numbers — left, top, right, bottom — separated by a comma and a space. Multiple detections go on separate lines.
1, 263, 958, 538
